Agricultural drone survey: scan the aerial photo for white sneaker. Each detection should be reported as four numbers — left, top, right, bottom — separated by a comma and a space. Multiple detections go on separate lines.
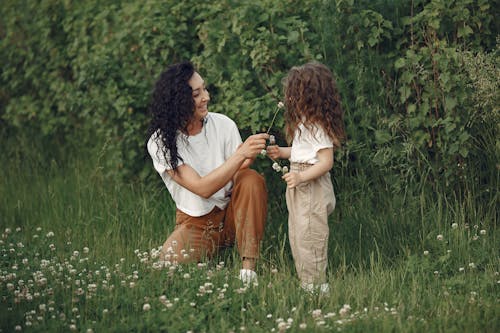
301, 282, 330, 295
239, 269, 258, 285
319, 283, 330, 294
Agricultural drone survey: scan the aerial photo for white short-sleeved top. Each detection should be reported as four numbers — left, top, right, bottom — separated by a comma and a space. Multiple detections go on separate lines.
290, 123, 334, 164
147, 112, 242, 216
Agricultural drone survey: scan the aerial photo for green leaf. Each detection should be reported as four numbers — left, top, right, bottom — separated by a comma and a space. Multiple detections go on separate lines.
394, 57, 406, 69
457, 25, 473, 38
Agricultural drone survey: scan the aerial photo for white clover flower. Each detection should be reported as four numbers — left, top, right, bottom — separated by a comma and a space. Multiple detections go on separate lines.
260, 149, 267, 156
423, 250, 429, 256
312, 309, 322, 318
459, 267, 465, 272
143, 303, 151, 311
282, 166, 288, 174
46, 231, 54, 238
299, 323, 307, 329
277, 101, 284, 109
480, 229, 486, 235
436, 234, 444, 241
469, 262, 476, 269
451, 223, 458, 229
272, 162, 280, 170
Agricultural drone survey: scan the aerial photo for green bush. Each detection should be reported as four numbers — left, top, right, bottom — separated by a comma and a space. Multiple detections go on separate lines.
0, 0, 497, 191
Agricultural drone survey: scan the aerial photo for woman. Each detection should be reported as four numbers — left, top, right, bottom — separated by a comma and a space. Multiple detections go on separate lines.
146, 61, 269, 284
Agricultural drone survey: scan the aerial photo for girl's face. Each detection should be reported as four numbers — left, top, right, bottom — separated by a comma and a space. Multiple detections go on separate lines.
188, 72, 210, 122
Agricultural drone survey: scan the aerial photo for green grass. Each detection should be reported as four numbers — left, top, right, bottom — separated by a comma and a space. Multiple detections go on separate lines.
0, 146, 498, 333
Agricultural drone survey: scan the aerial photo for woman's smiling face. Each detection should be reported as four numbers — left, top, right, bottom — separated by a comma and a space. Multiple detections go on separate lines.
188, 72, 210, 122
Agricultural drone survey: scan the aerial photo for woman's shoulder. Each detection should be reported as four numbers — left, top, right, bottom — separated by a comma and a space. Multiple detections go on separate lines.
207, 112, 237, 127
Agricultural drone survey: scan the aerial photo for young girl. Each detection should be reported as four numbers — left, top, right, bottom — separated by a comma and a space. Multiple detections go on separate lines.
267, 62, 345, 293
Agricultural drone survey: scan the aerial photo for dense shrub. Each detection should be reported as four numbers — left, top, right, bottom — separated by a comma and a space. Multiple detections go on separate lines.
0, 0, 497, 191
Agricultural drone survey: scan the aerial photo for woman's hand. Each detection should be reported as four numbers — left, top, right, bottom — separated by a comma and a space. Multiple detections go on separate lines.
237, 133, 269, 159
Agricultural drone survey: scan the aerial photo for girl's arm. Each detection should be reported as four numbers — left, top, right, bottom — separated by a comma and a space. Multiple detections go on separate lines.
167, 133, 268, 198
282, 147, 333, 188
266, 146, 291, 160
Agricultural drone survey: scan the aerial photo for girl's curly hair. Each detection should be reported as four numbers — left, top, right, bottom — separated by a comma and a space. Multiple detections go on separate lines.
283, 62, 345, 148
146, 61, 195, 170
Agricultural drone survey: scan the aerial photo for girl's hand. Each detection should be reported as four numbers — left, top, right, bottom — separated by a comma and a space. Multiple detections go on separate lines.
266, 145, 281, 159
282, 171, 302, 188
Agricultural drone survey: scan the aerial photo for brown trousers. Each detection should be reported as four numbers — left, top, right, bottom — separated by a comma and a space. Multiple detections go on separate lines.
160, 169, 267, 263
286, 162, 335, 284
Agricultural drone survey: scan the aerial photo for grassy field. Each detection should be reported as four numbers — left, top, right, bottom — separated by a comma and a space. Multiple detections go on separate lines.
0, 146, 498, 333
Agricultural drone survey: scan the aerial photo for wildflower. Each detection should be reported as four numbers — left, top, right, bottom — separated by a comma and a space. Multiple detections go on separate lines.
451, 223, 458, 229
143, 303, 151, 311
277, 101, 284, 109
480, 229, 486, 235
312, 309, 322, 319
299, 323, 307, 330
282, 166, 288, 174
83, 247, 89, 254
436, 234, 443, 241
469, 262, 476, 269
339, 304, 351, 317
423, 250, 429, 256
459, 267, 465, 272
46, 231, 54, 238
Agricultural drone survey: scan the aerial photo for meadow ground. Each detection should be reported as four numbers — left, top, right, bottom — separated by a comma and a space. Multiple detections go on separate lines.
0, 149, 498, 332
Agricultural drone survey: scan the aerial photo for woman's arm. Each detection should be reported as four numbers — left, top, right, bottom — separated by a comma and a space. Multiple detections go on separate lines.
282, 147, 333, 188
167, 133, 269, 198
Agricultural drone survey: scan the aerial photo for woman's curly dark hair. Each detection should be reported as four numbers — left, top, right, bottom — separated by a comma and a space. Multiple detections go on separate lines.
283, 62, 345, 148
146, 61, 195, 171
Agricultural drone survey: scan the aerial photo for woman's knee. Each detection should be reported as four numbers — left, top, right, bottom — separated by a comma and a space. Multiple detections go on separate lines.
234, 169, 266, 191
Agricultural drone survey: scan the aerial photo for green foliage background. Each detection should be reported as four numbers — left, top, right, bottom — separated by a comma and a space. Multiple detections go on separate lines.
1, 0, 498, 191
